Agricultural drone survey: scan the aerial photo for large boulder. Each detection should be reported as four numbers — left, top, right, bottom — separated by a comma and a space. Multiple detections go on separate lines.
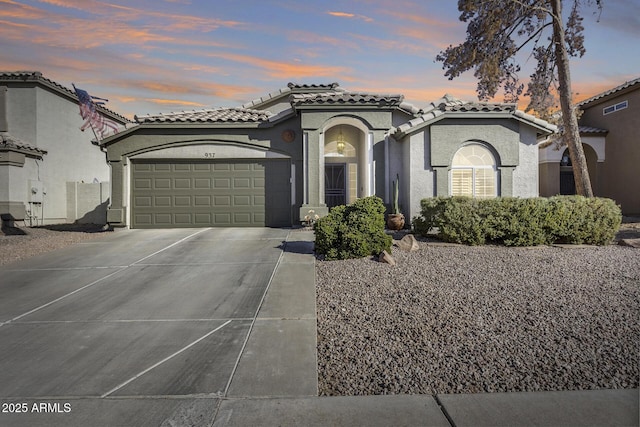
396, 234, 419, 252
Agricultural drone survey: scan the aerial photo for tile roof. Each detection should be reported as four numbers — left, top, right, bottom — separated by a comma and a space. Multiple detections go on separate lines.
287, 82, 340, 90
0, 132, 47, 155
394, 94, 557, 136
577, 77, 640, 108
579, 125, 608, 134
290, 91, 404, 107
445, 102, 516, 113
134, 107, 273, 124
0, 71, 131, 123
242, 82, 342, 110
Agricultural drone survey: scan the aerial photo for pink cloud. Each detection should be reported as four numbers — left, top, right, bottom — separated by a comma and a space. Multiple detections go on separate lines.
327, 11, 373, 22
203, 52, 351, 79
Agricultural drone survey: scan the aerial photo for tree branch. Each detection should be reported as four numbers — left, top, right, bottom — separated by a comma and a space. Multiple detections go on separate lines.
515, 22, 553, 52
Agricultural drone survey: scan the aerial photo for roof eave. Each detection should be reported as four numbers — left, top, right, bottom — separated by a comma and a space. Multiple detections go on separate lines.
101, 121, 271, 146
0, 145, 47, 158
394, 111, 557, 139
577, 78, 640, 108
0, 72, 131, 124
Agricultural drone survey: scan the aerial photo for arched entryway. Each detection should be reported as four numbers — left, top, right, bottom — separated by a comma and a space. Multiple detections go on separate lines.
323, 123, 368, 208
559, 144, 598, 195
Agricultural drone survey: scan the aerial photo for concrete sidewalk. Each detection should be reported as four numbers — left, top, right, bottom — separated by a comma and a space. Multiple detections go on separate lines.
213, 389, 639, 426
214, 229, 639, 426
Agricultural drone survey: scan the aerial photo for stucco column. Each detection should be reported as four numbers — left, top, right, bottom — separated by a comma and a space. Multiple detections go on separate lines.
299, 129, 328, 221
106, 160, 126, 225
434, 166, 449, 196
500, 167, 514, 197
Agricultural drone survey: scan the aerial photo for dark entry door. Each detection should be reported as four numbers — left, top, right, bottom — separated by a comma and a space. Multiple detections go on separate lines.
560, 169, 576, 195
325, 164, 346, 208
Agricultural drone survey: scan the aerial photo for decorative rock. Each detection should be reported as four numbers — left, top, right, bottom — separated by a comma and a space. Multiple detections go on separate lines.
397, 234, 419, 252
619, 238, 640, 248
378, 250, 396, 266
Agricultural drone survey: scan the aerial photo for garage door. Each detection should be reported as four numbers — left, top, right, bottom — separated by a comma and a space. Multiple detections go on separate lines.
131, 160, 291, 228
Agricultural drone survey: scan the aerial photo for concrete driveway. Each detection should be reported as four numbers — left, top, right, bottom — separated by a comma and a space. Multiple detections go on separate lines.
0, 227, 317, 426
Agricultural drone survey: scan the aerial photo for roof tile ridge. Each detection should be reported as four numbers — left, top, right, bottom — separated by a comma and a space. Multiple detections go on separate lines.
577, 76, 640, 107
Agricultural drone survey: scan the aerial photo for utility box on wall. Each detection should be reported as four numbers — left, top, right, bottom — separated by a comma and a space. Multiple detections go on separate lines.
28, 180, 44, 204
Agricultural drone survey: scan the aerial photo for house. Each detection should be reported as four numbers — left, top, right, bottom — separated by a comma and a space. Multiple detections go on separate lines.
0, 71, 130, 226
539, 77, 640, 215
101, 82, 556, 228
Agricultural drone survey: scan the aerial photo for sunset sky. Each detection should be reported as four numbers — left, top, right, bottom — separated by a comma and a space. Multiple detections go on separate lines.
2, 0, 638, 119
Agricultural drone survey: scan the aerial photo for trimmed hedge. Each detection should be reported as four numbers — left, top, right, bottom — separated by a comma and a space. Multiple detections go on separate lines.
314, 196, 392, 260
413, 196, 621, 246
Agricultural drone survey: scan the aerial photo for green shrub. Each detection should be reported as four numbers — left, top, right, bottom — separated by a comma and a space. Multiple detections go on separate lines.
482, 198, 552, 246
414, 196, 621, 246
314, 196, 392, 260
413, 196, 448, 235
544, 196, 621, 244
438, 196, 485, 245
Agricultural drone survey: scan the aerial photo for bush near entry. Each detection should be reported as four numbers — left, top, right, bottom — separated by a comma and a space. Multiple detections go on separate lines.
314, 196, 392, 260
413, 196, 621, 246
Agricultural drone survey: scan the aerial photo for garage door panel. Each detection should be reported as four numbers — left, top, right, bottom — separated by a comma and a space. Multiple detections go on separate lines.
134, 163, 152, 172
174, 196, 191, 207
233, 195, 251, 206
254, 177, 265, 188
174, 178, 191, 189
194, 196, 212, 207
233, 178, 251, 188
131, 160, 290, 228
194, 213, 211, 224
174, 213, 192, 224
155, 214, 172, 225
135, 196, 152, 207
174, 163, 190, 172
214, 195, 231, 206
154, 178, 171, 189
154, 196, 171, 207
233, 213, 252, 225
135, 178, 152, 189
194, 178, 211, 189
214, 179, 231, 189
135, 214, 153, 225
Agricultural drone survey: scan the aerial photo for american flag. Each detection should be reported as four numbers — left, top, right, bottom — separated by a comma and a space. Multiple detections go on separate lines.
72, 84, 119, 140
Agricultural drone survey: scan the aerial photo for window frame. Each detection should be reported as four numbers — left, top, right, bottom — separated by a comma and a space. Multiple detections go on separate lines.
603, 100, 628, 115
449, 143, 499, 198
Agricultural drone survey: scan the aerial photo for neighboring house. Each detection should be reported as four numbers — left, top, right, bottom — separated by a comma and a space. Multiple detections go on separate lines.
102, 82, 556, 228
0, 71, 130, 226
539, 77, 640, 215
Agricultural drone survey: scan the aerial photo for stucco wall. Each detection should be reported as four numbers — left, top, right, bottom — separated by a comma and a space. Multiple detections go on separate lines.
430, 119, 522, 198
511, 124, 539, 197
580, 87, 640, 214
404, 130, 434, 221
3, 84, 112, 224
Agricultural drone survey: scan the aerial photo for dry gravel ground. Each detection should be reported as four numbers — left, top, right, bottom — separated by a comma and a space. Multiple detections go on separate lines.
317, 220, 640, 396
0, 223, 112, 266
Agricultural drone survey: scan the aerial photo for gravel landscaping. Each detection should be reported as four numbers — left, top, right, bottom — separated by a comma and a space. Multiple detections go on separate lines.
0, 223, 111, 266
317, 226, 640, 396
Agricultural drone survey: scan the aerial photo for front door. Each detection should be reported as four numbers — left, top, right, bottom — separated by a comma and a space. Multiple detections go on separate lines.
325, 164, 346, 208
560, 168, 576, 195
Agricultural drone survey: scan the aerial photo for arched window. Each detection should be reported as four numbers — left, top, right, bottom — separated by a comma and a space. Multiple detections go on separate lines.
450, 144, 497, 198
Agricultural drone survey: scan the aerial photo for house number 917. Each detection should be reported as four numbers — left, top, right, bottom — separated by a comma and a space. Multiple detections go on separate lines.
204, 153, 216, 158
